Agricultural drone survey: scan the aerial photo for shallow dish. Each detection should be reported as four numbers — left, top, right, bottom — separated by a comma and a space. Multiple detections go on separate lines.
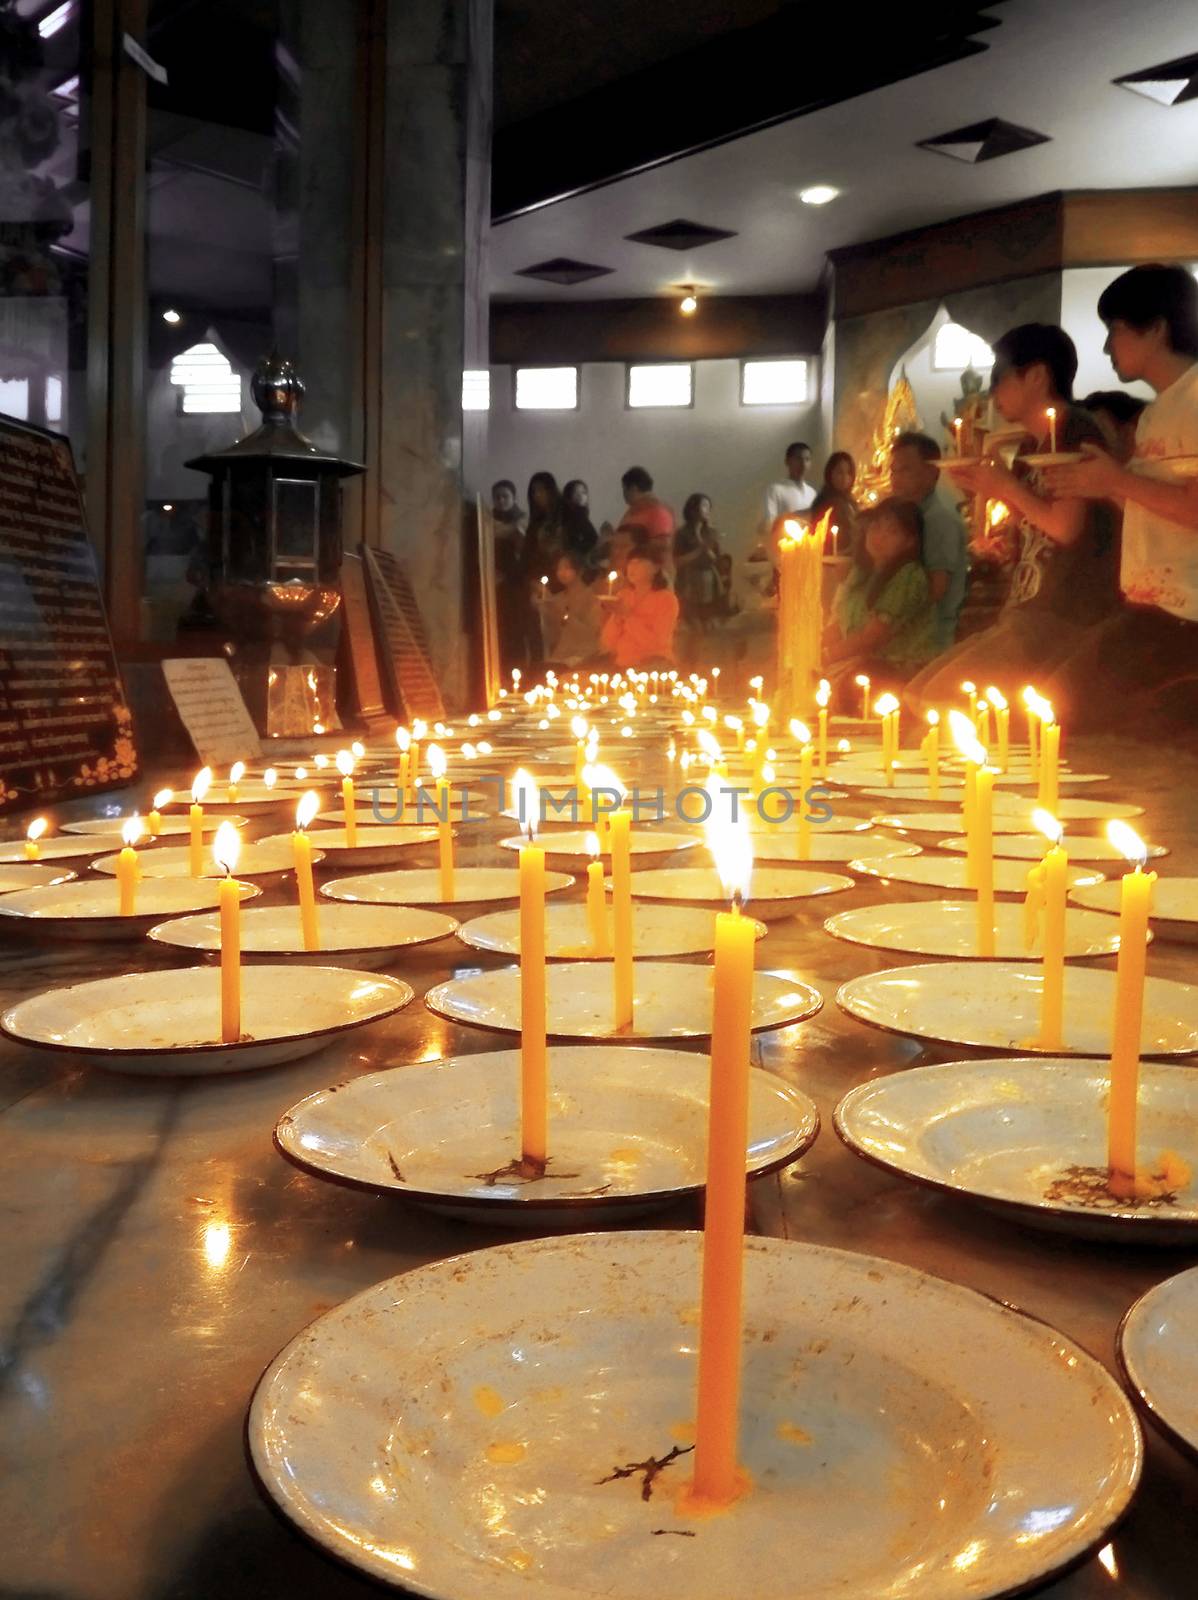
259, 825, 439, 867
0, 877, 261, 941
323, 866, 573, 907
1070, 877, 1198, 943
457, 903, 765, 960
623, 865, 854, 918
0, 965, 412, 1075
248, 1230, 1141, 1600
837, 962, 1198, 1057
0, 863, 76, 893
835, 1058, 1198, 1243
938, 833, 1168, 862
848, 854, 1104, 896
824, 899, 1125, 960
425, 960, 821, 1041
751, 832, 918, 865
1118, 1266, 1198, 1463
275, 1047, 817, 1224
91, 838, 320, 881
0, 836, 125, 864
497, 830, 699, 866
148, 902, 457, 968
61, 813, 248, 837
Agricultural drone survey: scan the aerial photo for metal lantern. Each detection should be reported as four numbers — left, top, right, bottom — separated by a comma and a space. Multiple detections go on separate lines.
186, 354, 363, 735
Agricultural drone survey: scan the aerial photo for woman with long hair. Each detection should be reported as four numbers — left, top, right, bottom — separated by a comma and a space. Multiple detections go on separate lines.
811, 451, 858, 556
522, 471, 564, 664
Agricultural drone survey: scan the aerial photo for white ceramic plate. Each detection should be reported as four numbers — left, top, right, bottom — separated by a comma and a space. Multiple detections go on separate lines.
938, 833, 1168, 862
425, 961, 821, 1041
0, 965, 412, 1075
206, 780, 307, 805
1119, 1266, 1198, 1464
623, 865, 854, 917
275, 1047, 818, 1223
91, 838, 320, 880
61, 813, 248, 837
323, 867, 574, 907
1070, 878, 1198, 942
0, 863, 76, 892
829, 767, 961, 793
148, 902, 458, 968
259, 825, 440, 867
849, 854, 1105, 896
249, 1230, 1141, 1600
824, 899, 1126, 960
746, 816, 870, 837
457, 903, 766, 960
752, 832, 919, 865
836, 1058, 1198, 1243
837, 962, 1198, 1057
331, 804, 487, 827
0, 878, 261, 941
0, 836, 122, 864
497, 830, 699, 863
872, 811, 1035, 837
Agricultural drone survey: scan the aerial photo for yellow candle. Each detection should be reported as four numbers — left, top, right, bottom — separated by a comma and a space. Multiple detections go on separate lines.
855, 673, 870, 723
688, 812, 755, 1511
610, 807, 634, 1029
292, 791, 320, 950
213, 821, 242, 1044
816, 679, 830, 778
1025, 810, 1067, 1047
24, 816, 48, 860
336, 750, 357, 847
227, 759, 246, 805
424, 748, 454, 901
1047, 404, 1058, 454
586, 838, 609, 956
116, 817, 142, 916
795, 731, 813, 861
189, 767, 212, 877
986, 688, 1009, 772
515, 771, 547, 1171
1038, 718, 1060, 812
875, 694, 899, 783
148, 788, 171, 837
922, 711, 940, 800
973, 764, 995, 957
1107, 824, 1156, 1196
1023, 688, 1041, 783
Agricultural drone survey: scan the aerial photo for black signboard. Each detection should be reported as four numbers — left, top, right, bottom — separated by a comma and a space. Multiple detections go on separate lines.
0, 415, 137, 813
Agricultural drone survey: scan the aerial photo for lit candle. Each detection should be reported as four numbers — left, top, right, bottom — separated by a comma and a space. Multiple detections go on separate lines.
411, 719, 427, 793
23, 817, 48, 860
336, 750, 357, 848
610, 802, 634, 1030
116, 816, 143, 916
816, 679, 830, 777
263, 767, 277, 793
395, 726, 411, 804
212, 821, 242, 1044
429, 743, 455, 901
571, 715, 589, 802
292, 791, 321, 950
585, 830, 609, 955
189, 768, 212, 876
790, 720, 813, 860
607, 568, 617, 597
1038, 705, 1060, 813
226, 759, 246, 804
750, 702, 769, 792
514, 770, 547, 1173
147, 788, 172, 837
1022, 686, 1041, 783
1024, 809, 1067, 1049
922, 710, 940, 800
1107, 822, 1156, 1198
950, 711, 994, 954
874, 693, 900, 783
986, 686, 1009, 772
687, 796, 755, 1511
952, 416, 963, 457
854, 672, 870, 722
1046, 405, 1058, 455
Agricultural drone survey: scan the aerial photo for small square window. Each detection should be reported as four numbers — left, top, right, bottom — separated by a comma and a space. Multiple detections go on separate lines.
741, 359, 809, 406
514, 366, 579, 410
627, 363, 693, 409
932, 323, 994, 371
461, 370, 490, 411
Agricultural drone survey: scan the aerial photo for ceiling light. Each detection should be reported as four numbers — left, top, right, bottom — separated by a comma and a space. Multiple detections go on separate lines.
38, 2, 73, 39
162, 504, 173, 512
162, 308, 181, 325
679, 289, 698, 316
799, 185, 840, 206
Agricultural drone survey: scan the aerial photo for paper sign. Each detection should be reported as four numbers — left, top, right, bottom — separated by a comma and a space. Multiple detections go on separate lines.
162, 658, 263, 766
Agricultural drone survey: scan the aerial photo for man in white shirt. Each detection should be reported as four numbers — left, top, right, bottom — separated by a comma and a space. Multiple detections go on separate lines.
1048, 264, 1198, 728
762, 441, 816, 530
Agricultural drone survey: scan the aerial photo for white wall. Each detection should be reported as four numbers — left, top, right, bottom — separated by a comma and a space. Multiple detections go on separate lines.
1061, 267, 1156, 403
483, 357, 823, 556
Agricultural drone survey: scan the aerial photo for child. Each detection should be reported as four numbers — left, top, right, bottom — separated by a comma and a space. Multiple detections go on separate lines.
542, 551, 602, 668
823, 498, 937, 703
600, 548, 679, 669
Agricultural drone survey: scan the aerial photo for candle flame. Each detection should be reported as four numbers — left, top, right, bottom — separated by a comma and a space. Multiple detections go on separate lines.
152, 788, 173, 810
512, 768, 539, 839
396, 726, 411, 752
853, 673, 870, 689
412, 720, 428, 740
351, 740, 365, 759
212, 820, 240, 875
781, 518, 801, 541
724, 714, 743, 732
948, 709, 987, 766
926, 710, 940, 727
789, 719, 812, 745
584, 830, 600, 858
1020, 685, 1038, 708
583, 763, 625, 802
191, 767, 212, 804
696, 729, 721, 760
461, 742, 477, 760
1032, 809, 1062, 846
985, 685, 1008, 710
1107, 820, 1148, 868
294, 767, 307, 781
121, 816, 143, 848
263, 768, 277, 790
751, 701, 769, 728
571, 715, 588, 741
873, 693, 900, 717
837, 737, 851, 752
816, 679, 830, 708
704, 788, 753, 906
229, 760, 246, 785
335, 749, 355, 778
25, 816, 49, 843
961, 680, 976, 696
428, 744, 447, 781
608, 568, 617, 582
314, 754, 329, 769
477, 741, 493, 756
295, 791, 320, 831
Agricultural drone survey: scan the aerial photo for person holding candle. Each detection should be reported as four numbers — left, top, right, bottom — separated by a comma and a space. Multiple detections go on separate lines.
541, 552, 602, 669
906, 324, 1118, 715
599, 548, 679, 670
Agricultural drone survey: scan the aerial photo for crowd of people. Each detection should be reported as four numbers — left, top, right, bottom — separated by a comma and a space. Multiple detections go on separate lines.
489, 264, 1198, 731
